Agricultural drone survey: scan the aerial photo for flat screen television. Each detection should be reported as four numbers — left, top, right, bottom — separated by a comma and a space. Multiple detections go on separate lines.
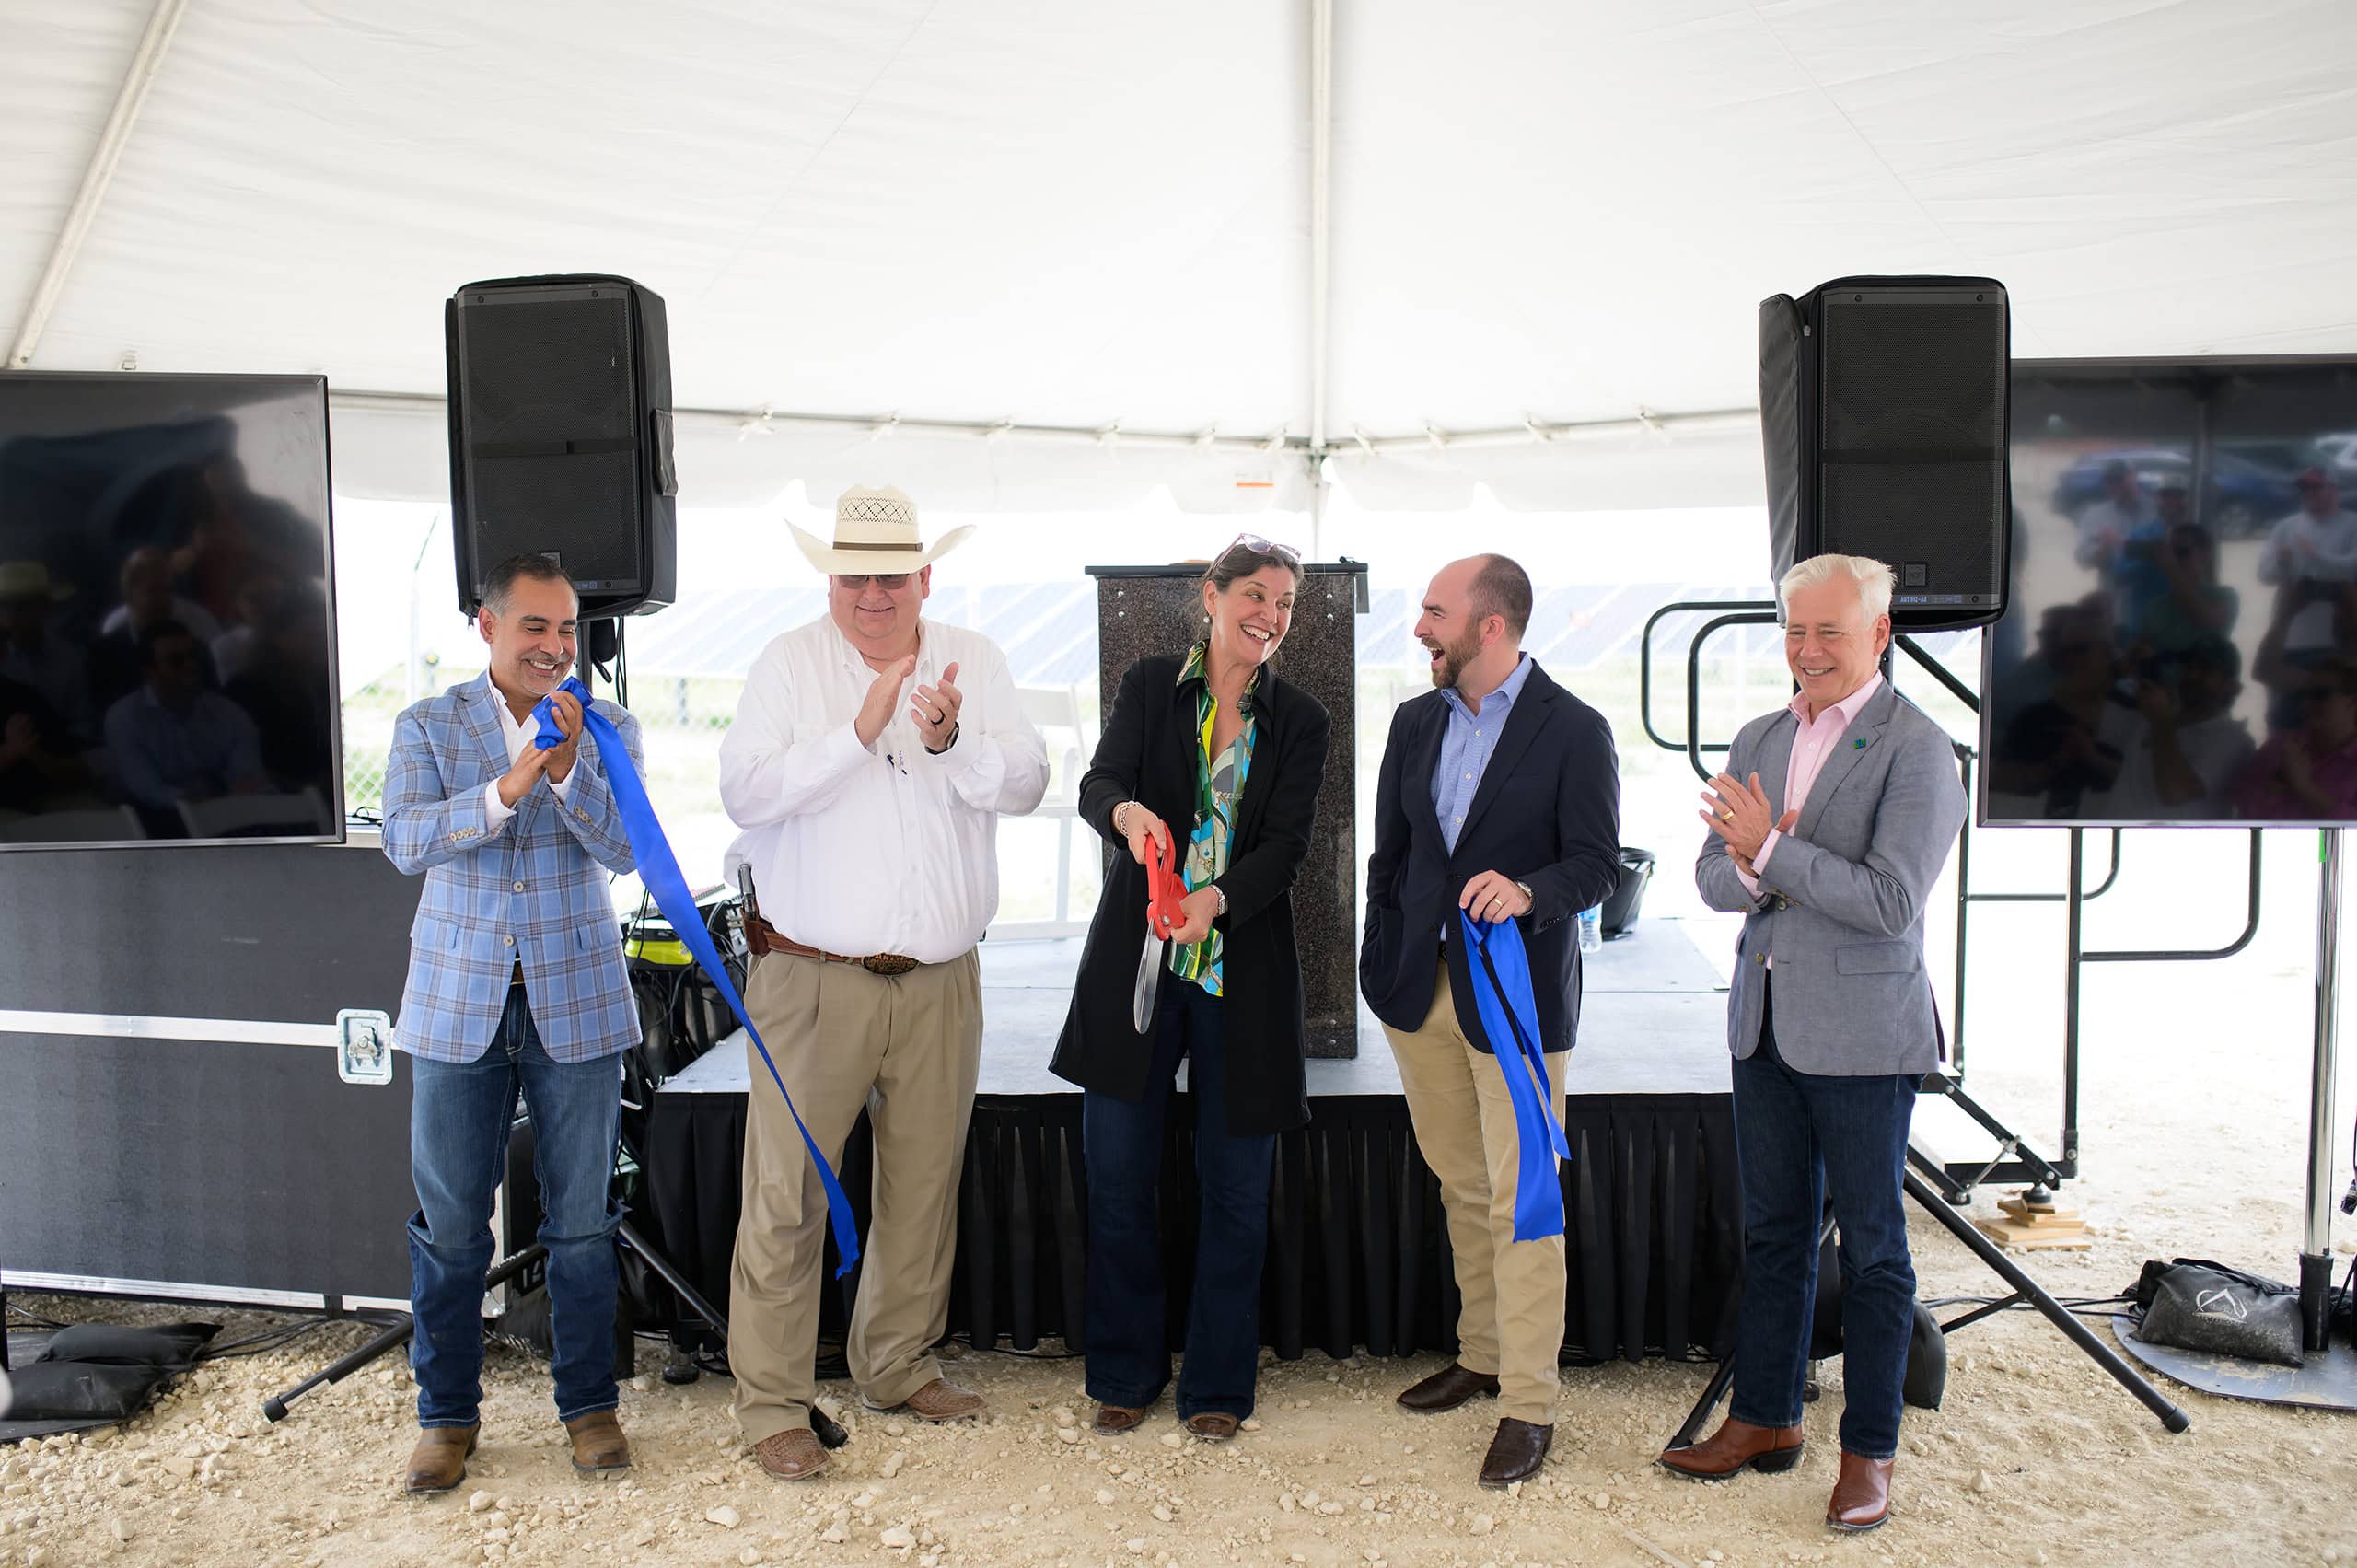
1981, 355, 2357, 827
0, 371, 342, 849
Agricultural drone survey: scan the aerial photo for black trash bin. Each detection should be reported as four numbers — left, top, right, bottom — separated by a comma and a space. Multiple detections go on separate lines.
1599, 846, 1655, 936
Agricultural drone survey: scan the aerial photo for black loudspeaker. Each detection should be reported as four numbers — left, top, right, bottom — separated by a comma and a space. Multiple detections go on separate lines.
446, 274, 678, 620
1759, 275, 2010, 632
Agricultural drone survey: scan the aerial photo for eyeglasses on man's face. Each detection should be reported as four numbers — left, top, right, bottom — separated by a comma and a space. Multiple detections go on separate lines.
834, 573, 911, 590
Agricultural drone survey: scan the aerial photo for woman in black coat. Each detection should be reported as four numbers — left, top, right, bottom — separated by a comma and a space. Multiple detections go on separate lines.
1050, 536, 1331, 1440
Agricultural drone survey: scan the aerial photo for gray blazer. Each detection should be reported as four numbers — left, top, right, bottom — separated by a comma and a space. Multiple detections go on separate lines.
1696, 680, 1967, 1076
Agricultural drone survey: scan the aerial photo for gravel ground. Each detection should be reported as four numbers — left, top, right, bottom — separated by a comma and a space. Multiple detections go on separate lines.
6, 1206, 2357, 1568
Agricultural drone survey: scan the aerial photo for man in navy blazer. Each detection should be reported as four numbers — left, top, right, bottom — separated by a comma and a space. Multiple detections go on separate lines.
1360, 554, 1620, 1488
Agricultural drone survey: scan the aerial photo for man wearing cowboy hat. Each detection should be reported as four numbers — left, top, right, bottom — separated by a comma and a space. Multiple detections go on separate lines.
719, 484, 1049, 1481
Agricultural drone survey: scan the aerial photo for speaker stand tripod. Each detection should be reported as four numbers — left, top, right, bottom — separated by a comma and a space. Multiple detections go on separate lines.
1666, 1172, 2189, 1452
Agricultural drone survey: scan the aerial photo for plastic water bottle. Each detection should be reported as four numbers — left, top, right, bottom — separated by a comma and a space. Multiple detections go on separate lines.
1578, 905, 1603, 953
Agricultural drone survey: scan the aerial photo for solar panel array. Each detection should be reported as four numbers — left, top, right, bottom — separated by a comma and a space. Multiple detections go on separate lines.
615, 579, 1865, 688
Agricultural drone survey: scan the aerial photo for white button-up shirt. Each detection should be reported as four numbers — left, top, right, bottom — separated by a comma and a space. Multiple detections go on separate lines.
482, 688, 573, 831
718, 616, 1049, 964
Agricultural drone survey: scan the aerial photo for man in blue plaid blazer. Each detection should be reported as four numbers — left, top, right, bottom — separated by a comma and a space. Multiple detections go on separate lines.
381, 554, 643, 1494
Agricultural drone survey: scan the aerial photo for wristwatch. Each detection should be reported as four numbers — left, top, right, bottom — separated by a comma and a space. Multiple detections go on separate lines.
1211, 883, 1228, 917
1513, 879, 1535, 907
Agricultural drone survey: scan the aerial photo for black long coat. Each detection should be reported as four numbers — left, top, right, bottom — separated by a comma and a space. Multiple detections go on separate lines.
1049, 653, 1331, 1136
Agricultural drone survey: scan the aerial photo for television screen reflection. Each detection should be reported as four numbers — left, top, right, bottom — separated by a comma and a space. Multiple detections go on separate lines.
0, 372, 340, 848
1984, 359, 2357, 826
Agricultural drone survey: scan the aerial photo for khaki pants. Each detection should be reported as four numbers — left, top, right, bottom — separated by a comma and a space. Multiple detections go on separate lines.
1383, 960, 1568, 1424
727, 948, 982, 1446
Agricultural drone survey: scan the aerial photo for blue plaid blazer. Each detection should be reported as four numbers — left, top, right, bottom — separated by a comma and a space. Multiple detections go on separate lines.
381, 672, 643, 1064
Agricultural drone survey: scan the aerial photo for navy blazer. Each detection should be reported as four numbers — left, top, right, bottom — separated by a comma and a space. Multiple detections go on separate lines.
1359, 660, 1620, 1055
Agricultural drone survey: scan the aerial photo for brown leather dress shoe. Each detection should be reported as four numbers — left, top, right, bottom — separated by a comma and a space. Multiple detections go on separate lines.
1182, 1412, 1239, 1442
1657, 1415, 1806, 1480
1827, 1450, 1894, 1531
1093, 1403, 1146, 1434
402, 1424, 479, 1494
1477, 1418, 1552, 1489
867, 1377, 986, 1423
563, 1411, 631, 1476
1396, 1363, 1502, 1414
755, 1427, 831, 1481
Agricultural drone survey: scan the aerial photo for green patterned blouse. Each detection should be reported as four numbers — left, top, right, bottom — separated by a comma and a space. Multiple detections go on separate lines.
1169, 641, 1258, 995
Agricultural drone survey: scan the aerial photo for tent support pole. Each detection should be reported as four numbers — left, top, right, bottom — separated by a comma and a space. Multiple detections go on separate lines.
8, 0, 190, 368
1306, 0, 1333, 554
2303, 828, 2344, 1352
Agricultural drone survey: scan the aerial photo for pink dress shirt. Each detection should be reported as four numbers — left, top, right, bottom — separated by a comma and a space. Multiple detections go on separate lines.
1736, 673, 1885, 961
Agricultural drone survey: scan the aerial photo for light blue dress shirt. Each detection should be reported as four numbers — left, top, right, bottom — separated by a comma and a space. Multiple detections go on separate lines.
1431, 653, 1531, 854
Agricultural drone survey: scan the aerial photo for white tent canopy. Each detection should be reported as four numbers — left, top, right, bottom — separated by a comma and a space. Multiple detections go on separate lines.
5, 0, 2353, 517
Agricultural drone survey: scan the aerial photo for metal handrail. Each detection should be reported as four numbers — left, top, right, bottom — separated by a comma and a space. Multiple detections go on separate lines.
1680, 609, 1783, 782
2083, 828, 2264, 964
1640, 598, 1776, 756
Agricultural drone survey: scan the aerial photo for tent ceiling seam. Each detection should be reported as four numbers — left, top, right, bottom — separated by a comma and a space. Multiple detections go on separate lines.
7, 0, 190, 369
328, 389, 1757, 457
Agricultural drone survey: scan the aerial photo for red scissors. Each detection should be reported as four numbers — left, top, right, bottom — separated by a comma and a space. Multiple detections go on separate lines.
1146, 833, 1188, 938
1132, 834, 1190, 1032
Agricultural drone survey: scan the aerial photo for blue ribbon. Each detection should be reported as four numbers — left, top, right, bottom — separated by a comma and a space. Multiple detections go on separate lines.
535, 677, 861, 1277
1458, 911, 1571, 1242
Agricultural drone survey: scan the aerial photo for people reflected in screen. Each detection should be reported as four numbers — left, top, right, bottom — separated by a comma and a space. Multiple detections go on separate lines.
0, 560, 94, 744
100, 619, 267, 832
2073, 459, 2154, 568
0, 383, 338, 845
89, 546, 220, 713
2233, 660, 2357, 821
2073, 459, 2161, 625
221, 580, 334, 795
2252, 474, 2357, 736
0, 674, 95, 819
1987, 601, 2133, 819
2132, 517, 2238, 656
2090, 635, 2256, 821
1997, 366, 2357, 824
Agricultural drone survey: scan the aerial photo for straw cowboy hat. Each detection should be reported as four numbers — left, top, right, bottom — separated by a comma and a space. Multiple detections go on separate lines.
788, 485, 974, 576
0, 562, 72, 602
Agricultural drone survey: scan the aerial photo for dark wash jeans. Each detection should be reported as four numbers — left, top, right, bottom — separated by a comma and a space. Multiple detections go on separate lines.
1081, 977, 1276, 1421
1730, 973, 1919, 1460
407, 985, 623, 1427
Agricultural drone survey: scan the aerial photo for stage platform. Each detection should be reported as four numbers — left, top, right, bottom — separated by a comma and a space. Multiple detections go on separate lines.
638, 918, 1743, 1370
660, 919, 1735, 1100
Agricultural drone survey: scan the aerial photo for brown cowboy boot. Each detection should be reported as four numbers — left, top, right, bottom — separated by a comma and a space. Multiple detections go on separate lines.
563, 1411, 631, 1476
1396, 1363, 1502, 1414
1478, 1418, 1552, 1489
754, 1427, 831, 1481
1657, 1415, 1806, 1480
866, 1377, 985, 1423
402, 1424, 479, 1494
1827, 1451, 1894, 1531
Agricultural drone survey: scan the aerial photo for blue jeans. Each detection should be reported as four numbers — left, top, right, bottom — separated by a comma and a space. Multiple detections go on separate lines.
407, 985, 623, 1427
1082, 978, 1276, 1421
1731, 980, 1919, 1460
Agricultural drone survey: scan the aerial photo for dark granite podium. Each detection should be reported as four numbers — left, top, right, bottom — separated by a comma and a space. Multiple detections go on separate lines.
1086, 561, 1368, 1056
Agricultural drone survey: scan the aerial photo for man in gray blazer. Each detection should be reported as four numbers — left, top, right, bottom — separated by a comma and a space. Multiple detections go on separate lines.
1658, 554, 1965, 1534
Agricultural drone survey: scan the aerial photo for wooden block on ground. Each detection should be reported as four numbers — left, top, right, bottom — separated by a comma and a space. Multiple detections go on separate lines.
1975, 1214, 2093, 1251
1998, 1194, 2083, 1225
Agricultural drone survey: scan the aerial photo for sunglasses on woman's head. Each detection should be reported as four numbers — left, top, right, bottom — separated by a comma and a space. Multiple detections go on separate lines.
1224, 532, 1302, 564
